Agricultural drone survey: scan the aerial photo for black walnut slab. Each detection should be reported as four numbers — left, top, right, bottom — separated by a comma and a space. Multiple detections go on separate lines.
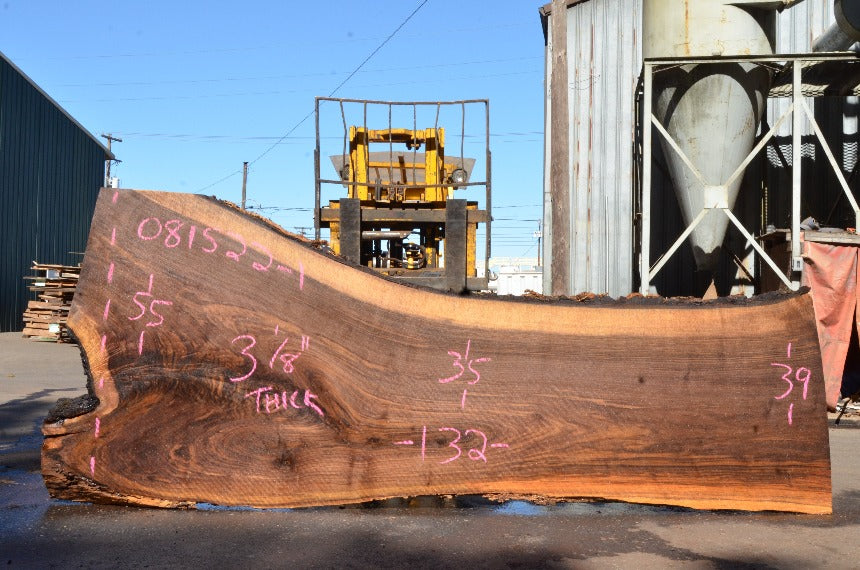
42, 189, 832, 513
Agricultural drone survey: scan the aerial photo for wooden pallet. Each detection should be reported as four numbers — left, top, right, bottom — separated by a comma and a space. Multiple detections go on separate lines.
22, 263, 79, 342
42, 189, 832, 513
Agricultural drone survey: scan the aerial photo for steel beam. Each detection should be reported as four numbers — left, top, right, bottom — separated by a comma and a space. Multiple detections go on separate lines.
640, 63, 653, 295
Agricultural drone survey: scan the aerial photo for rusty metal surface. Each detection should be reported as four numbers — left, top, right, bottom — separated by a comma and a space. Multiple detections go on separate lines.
541, 0, 642, 297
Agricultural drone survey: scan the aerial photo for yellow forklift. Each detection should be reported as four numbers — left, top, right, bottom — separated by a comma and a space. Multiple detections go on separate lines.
314, 98, 491, 292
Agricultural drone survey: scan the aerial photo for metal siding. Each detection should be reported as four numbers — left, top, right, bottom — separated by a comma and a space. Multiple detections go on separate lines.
543, 0, 640, 296
0, 55, 104, 332
765, 2, 860, 240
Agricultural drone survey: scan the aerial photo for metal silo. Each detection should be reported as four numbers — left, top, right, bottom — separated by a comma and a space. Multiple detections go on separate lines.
643, 0, 776, 273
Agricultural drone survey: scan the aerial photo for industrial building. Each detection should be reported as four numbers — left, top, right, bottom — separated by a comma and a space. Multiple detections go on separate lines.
0, 50, 111, 332
541, 0, 860, 298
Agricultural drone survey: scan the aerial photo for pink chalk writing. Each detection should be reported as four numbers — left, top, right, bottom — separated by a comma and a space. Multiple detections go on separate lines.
438, 339, 491, 408
137, 217, 162, 241
394, 425, 508, 465
230, 329, 310, 382
128, 274, 174, 355
244, 386, 325, 417
772, 342, 811, 426
225, 232, 247, 262
230, 335, 258, 382
251, 242, 273, 272
128, 274, 174, 326
112, 190, 118, 203
96, 206, 116, 484
164, 219, 184, 248
202, 227, 218, 253
288, 390, 301, 409
134, 214, 306, 291
465, 429, 488, 462
187, 225, 197, 249
303, 391, 323, 416
438, 427, 462, 464
269, 336, 297, 374
772, 364, 811, 401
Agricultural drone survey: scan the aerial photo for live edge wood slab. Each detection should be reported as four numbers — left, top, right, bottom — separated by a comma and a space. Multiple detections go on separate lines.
42, 189, 832, 513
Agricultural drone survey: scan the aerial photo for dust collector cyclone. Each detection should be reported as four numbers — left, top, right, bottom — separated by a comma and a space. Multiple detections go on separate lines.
643, 0, 775, 273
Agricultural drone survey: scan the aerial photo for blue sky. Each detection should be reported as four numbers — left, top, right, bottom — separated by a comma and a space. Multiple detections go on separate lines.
1, 1, 546, 260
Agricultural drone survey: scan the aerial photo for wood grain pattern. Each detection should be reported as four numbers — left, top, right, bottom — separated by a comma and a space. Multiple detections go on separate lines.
42, 188, 832, 513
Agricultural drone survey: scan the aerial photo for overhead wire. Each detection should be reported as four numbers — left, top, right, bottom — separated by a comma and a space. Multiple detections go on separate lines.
196, 0, 429, 193
108, 131, 543, 143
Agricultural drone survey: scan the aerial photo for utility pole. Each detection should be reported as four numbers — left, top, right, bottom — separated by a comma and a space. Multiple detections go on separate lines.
101, 133, 122, 187
549, 0, 570, 294
293, 226, 314, 239
241, 162, 249, 210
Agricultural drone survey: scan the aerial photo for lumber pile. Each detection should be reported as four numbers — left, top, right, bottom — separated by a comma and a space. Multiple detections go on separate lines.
42, 189, 832, 513
22, 262, 80, 342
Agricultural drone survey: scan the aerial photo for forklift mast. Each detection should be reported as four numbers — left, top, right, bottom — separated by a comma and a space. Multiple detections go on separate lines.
314, 98, 491, 293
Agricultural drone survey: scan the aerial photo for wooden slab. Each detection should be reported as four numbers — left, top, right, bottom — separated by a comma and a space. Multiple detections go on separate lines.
42, 188, 833, 513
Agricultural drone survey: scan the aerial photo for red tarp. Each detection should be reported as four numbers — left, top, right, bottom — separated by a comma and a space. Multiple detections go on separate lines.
803, 241, 859, 410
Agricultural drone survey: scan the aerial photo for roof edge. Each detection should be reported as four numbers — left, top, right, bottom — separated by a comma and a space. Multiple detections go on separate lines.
540, 0, 592, 17
540, 0, 593, 41
0, 49, 115, 160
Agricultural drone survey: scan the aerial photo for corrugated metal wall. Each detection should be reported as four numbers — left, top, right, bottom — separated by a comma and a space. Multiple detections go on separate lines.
541, 0, 642, 297
543, 0, 859, 297
0, 53, 107, 332
765, 1, 858, 240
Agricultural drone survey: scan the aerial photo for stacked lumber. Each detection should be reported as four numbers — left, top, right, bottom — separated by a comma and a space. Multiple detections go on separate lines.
22, 262, 80, 342
42, 189, 832, 513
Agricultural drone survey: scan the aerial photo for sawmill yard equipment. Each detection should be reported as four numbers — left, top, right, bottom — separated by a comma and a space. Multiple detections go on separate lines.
314, 98, 491, 293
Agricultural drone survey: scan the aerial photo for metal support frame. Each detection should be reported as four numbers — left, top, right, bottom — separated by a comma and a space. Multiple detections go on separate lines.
313, 97, 492, 289
639, 53, 860, 295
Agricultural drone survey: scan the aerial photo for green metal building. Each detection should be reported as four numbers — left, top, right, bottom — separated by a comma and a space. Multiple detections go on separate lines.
0, 50, 112, 332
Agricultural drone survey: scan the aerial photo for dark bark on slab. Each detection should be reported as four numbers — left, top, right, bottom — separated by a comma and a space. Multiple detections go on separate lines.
42, 189, 832, 513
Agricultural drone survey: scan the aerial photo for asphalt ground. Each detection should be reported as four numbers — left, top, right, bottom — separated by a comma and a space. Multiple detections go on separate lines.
2, 331, 859, 569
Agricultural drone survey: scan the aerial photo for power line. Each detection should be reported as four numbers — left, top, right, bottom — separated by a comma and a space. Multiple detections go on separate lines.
196, 0, 429, 193
107, 131, 543, 143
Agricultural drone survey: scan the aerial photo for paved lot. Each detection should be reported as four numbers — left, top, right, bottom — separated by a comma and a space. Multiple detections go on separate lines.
1, 331, 859, 569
